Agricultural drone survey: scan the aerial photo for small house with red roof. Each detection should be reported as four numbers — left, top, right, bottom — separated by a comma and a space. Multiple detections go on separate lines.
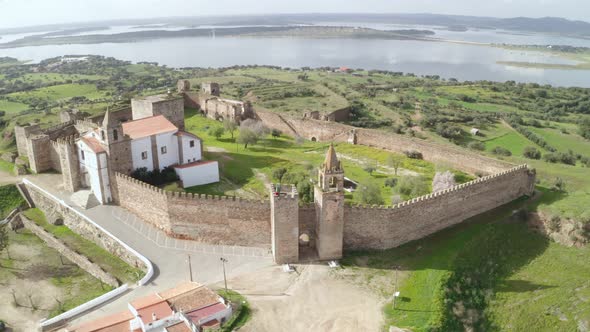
68, 282, 232, 332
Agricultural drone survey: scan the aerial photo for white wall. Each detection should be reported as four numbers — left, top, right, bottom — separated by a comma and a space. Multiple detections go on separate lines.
99, 153, 112, 203
175, 162, 220, 188
131, 137, 154, 171
180, 135, 202, 164
156, 132, 179, 169
78, 141, 106, 204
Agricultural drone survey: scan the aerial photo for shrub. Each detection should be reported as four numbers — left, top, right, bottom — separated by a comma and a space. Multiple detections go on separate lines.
404, 150, 423, 159
208, 126, 225, 140
272, 167, 287, 183
364, 165, 376, 175
131, 166, 179, 186
467, 141, 485, 151
397, 175, 429, 197
553, 177, 566, 192
523, 146, 541, 159
385, 178, 398, 188
491, 146, 512, 156
543, 153, 559, 163
357, 181, 384, 205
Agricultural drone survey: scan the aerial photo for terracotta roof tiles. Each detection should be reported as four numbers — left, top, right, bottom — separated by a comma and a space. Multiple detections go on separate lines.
122, 115, 177, 139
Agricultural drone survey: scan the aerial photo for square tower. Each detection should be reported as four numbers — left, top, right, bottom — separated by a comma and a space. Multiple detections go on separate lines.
270, 184, 299, 264
314, 144, 345, 261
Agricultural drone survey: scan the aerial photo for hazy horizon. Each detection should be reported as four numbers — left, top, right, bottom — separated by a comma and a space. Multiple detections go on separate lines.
1, 0, 589, 30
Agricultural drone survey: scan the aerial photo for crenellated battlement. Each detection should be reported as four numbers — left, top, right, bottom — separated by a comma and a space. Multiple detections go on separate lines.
41, 120, 75, 135
344, 164, 531, 211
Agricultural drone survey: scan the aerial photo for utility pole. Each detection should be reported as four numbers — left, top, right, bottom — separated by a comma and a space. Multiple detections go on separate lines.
187, 254, 193, 282
220, 257, 228, 295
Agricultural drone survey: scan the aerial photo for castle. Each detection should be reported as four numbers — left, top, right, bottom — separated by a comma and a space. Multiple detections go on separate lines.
15, 92, 220, 205
17, 83, 536, 265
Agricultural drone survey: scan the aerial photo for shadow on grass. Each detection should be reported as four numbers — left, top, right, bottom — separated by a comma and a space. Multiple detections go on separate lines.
341, 195, 551, 330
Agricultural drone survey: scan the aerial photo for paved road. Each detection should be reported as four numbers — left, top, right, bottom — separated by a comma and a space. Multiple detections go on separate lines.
25, 175, 273, 327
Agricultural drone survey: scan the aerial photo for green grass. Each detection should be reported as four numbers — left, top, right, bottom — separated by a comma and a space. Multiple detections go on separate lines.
0, 160, 14, 175
529, 126, 590, 157
0, 99, 29, 114
484, 130, 536, 156
183, 109, 440, 202
0, 184, 24, 219
343, 194, 589, 331
217, 289, 251, 331
0, 227, 112, 318
7, 83, 108, 102
22, 208, 144, 284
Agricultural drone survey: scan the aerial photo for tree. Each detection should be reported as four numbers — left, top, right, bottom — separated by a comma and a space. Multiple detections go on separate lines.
364, 165, 376, 175
467, 141, 485, 151
491, 146, 512, 157
432, 171, 457, 192
579, 117, 590, 140
357, 181, 384, 205
272, 167, 288, 183
523, 146, 542, 160
271, 129, 281, 139
387, 155, 403, 175
208, 127, 225, 140
553, 177, 566, 192
397, 175, 429, 197
237, 128, 258, 149
223, 119, 237, 140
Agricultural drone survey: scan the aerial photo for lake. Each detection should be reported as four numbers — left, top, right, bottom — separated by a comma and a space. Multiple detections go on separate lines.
1, 33, 589, 87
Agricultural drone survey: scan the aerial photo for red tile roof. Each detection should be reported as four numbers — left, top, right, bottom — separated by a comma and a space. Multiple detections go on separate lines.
69, 310, 133, 332
136, 301, 173, 324
174, 130, 200, 140
173, 160, 217, 170
165, 321, 192, 332
80, 137, 106, 154
186, 303, 227, 325
122, 115, 177, 139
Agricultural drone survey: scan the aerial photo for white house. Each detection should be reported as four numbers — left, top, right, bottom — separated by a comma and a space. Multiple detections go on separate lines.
77, 135, 112, 204
121, 115, 219, 187
76, 112, 219, 204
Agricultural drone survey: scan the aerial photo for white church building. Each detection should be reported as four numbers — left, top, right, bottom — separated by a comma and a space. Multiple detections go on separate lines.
76, 95, 220, 204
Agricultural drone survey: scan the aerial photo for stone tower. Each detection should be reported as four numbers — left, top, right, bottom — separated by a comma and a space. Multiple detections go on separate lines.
314, 144, 345, 260
201, 82, 220, 96
101, 109, 123, 148
270, 184, 300, 264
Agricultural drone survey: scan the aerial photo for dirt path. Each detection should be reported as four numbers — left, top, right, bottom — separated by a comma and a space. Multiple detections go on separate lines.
0, 169, 20, 185
223, 264, 384, 332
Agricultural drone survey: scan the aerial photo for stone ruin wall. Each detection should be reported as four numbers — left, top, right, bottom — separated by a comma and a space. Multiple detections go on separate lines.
343, 165, 535, 250
115, 174, 271, 248
24, 183, 146, 269
255, 109, 514, 174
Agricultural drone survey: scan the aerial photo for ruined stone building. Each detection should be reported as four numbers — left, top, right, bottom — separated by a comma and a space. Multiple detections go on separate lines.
179, 80, 254, 123
16, 93, 219, 205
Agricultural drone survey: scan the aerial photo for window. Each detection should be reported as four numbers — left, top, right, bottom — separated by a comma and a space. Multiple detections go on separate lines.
189, 140, 195, 148
113, 129, 118, 141
101, 131, 105, 141
161, 146, 167, 154
81, 150, 85, 160
141, 151, 148, 160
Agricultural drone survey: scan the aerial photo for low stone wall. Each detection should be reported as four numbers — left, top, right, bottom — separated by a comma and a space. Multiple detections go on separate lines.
343, 165, 536, 250
256, 109, 514, 174
25, 183, 145, 269
19, 214, 119, 287
115, 174, 271, 248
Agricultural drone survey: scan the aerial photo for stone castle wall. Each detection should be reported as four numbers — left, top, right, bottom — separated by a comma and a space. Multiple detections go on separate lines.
115, 174, 271, 247
256, 109, 514, 174
343, 165, 535, 250
183, 92, 253, 123
24, 184, 146, 269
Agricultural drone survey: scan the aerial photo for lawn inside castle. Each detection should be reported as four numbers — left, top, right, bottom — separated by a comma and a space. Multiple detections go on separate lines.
162, 108, 473, 204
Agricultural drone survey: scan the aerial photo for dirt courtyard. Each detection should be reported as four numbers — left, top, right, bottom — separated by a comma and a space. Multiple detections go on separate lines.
221, 264, 385, 332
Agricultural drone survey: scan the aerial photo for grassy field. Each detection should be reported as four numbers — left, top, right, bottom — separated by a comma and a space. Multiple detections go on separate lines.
0, 99, 29, 114
0, 227, 111, 322
7, 83, 108, 103
22, 208, 143, 284
0, 184, 24, 219
182, 109, 469, 203
343, 195, 589, 331
217, 290, 251, 332
529, 126, 590, 156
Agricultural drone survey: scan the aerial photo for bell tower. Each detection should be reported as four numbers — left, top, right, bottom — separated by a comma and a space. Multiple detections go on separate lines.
314, 144, 345, 260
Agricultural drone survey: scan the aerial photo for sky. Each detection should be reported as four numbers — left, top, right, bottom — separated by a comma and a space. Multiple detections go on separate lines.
0, 0, 589, 29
